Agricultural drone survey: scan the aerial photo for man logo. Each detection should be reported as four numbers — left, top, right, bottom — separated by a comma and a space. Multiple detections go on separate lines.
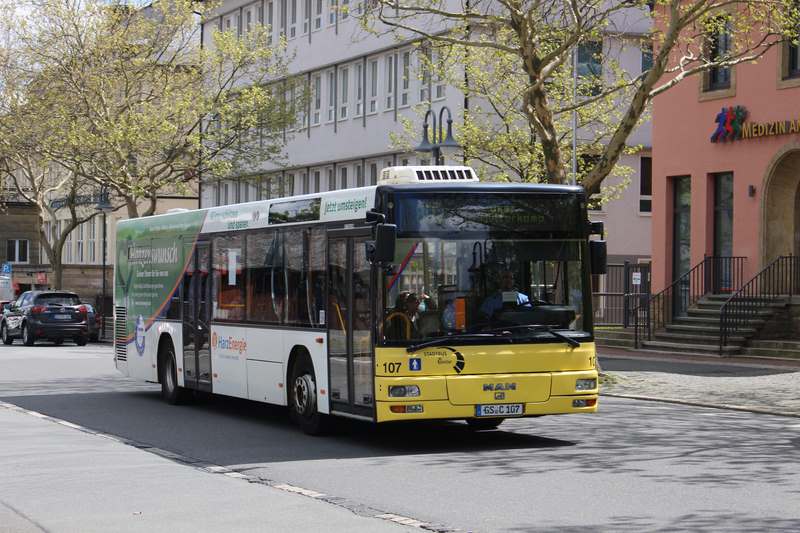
483, 383, 516, 392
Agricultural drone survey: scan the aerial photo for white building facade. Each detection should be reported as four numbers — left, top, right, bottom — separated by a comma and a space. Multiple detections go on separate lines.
201, 0, 653, 264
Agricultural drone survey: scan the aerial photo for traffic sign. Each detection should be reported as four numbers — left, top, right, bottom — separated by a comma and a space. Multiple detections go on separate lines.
1, 262, 11, 274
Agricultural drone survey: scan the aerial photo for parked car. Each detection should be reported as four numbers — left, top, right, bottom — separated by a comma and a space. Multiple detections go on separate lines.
0, 300, 11, 314
0, 291, 90, 346
82, 303, 103, 342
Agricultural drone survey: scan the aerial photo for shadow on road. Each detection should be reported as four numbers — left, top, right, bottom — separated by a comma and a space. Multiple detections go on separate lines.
1, 389, 574, 466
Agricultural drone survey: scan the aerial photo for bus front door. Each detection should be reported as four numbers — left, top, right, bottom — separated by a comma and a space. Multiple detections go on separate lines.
181, 240, 212, 392
327, 230, 374, 420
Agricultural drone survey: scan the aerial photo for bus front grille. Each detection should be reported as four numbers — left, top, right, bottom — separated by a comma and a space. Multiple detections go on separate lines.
114, 306, 127, 361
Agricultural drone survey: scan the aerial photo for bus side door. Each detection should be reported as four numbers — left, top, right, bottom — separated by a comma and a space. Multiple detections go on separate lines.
327, 229, 374, 420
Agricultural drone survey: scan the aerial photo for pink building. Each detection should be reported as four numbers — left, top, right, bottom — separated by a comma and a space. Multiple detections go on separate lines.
652, 38, 800, 291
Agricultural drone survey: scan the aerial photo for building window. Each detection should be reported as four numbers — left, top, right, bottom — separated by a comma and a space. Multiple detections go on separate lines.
303, 0, 309, 34
313, 170, 321, 192
785, 37, 800, 79
63, 228, 72, 263
329, 0, 336, 25
312, 74, 322, 125
705, 20, 731, 91
245, 8, 253, 33
419, 50, 430, 102
385, 54, 395, 110
339, 66, 349, 119
340, 166, 348, 189
370, 163, 378, 185
433, 49, 446, 100
76, 223, 84, 263
289, 0, 297, 38
328, 168, 336, 190
222, 181, 230, 205
264, 2, 274, 44
257, 3, 264, 25
6, 239, 29, 263
355, 63, 364, 116
327, 70, 336, 122
641, 42, 653, 73
314, 0, 323, 29
368, 59, 378, 113
400, 51, 410, 107
356, 164, 364, 187
577, 41, 602, 95
88, 218, 97, 262
341, 0, 349, 19
639, 156, 652, 213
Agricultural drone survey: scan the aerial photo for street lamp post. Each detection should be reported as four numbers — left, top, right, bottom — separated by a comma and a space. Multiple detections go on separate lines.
96, 187, 113, 341
414, 105, 460, 165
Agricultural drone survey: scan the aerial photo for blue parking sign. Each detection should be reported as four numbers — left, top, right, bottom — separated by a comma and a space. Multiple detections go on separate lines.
409, 358, 422, 371
1, 263, 11, 274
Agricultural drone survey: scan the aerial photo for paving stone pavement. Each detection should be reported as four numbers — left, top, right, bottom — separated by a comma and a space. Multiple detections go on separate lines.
600, 356, 800, 417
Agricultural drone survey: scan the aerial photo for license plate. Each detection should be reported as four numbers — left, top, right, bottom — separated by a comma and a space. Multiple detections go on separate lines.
54, 314, 71, 320
475, 403, 524, 417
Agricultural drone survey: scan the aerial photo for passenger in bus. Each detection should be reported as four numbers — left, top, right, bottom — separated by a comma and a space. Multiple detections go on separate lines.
384, 291, 421, 340
480, 270, 531, 318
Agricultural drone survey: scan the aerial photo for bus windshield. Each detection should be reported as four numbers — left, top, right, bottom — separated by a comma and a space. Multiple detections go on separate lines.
381, 236, 587, 345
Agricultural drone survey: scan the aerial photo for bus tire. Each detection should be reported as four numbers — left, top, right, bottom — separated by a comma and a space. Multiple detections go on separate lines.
466, 418, 504, 431
160, 341, 189, 405
289, 356, 329, 435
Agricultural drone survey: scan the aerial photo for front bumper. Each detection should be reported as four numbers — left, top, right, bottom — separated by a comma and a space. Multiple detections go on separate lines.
374, 370, 599, 422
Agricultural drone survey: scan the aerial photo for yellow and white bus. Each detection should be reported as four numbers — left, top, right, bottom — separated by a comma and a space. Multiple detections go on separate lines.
114, 166, 604, 433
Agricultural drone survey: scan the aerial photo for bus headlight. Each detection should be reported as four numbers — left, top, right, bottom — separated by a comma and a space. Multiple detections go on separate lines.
388, 385, 421, 397
575, 378, 597, 391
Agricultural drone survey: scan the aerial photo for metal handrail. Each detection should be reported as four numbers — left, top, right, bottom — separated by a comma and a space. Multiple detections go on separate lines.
633, 256, 746, 348
719, 255, 800, 354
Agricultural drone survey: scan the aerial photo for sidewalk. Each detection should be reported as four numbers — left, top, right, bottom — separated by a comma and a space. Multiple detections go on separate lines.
0, 403, 415, 533
599, 348, 800, 417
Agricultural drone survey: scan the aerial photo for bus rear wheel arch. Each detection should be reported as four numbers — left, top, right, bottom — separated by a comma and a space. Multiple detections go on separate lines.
158, 335, 189, 405
287, 347, 330, 435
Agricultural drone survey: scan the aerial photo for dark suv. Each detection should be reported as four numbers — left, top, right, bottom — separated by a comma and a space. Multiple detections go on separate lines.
0, 291, 90, 346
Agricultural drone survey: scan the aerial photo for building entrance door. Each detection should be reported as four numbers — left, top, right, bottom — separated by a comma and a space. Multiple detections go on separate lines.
672, 176, 691, 316
713, 172, 734, 292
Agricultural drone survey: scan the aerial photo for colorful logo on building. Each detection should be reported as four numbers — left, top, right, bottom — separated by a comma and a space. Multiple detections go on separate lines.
711, 106, 748, 143
134, 315, 146, 356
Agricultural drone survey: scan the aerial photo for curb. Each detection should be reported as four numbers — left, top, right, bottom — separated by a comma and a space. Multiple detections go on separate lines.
602, 392, 800, 418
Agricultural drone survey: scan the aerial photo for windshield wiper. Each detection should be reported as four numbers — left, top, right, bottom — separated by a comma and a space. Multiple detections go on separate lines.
483, 324, 581, 348
406, 333, 512, 353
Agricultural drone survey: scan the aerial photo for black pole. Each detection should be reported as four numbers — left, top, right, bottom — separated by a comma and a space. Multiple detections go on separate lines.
101, 212, 107, 341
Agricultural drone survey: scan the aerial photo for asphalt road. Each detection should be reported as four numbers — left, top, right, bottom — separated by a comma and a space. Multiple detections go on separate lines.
2, 342, 800, 532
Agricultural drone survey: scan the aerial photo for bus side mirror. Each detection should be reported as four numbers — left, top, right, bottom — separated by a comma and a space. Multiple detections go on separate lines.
590, 240, 607, 275
366, 223, 396, 265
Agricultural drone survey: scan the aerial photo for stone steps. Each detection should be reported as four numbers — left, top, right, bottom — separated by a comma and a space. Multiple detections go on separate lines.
640, 340, 740, 356
652, 332, 747, 346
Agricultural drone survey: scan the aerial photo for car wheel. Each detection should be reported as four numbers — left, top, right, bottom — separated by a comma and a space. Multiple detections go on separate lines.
1, 323, 12, 345
22, 323, 35, 346
289, 356, 330, 435
160, 342, 189, 405
466, 418, 504, 431
74, 336, 88, 347
54, 338, 64, 346
89, 333, 99, 342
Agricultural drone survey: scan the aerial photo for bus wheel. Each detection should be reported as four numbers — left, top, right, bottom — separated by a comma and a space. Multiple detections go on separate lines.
466, 418, 504, 431
289, 357, 329, 435
160, 343, 188, 405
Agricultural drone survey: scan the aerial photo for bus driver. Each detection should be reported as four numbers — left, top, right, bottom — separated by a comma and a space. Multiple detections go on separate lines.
480, 270, 531, 318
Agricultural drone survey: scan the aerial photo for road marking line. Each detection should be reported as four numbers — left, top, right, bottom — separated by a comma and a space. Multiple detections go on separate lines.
273, 483, 326, 498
